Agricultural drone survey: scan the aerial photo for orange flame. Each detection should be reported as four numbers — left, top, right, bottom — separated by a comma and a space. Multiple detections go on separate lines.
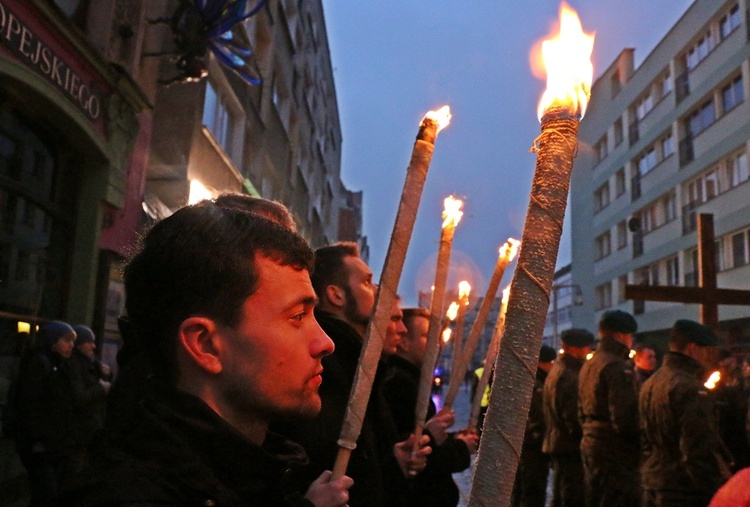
499, 238, 521, 262
535, 3, 594, 120
704, 371, 721, 390
446, 302, 460, 321
422, 106, 452, 134
458, 281, 472, 301
502, 285, 511, 304
442, 196, 464, 229
442, 327, 453, 344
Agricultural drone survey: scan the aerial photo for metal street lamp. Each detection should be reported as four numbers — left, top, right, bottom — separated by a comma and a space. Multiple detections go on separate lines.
552, 283, 584, 350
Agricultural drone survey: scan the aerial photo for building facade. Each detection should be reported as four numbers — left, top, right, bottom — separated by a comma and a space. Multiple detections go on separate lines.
570, 0, 750, 349
542, 265, 582, 351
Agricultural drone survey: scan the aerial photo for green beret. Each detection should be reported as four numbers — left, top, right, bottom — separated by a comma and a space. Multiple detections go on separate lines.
672, 319, 717, 346
561, 328, 595, 347
599, 310, 638, 334
539, 345, 557, 363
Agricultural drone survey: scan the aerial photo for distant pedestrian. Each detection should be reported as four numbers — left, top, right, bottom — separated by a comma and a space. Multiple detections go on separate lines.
15, 320, 77, 506
579, 309, 640, 507
543, 328, 594, 507
633, 343, 657, 391
640, 319, 731, 506
713, 349, 750, 470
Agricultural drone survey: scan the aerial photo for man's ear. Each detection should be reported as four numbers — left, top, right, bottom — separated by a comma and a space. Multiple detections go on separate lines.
178, 317, 223, 375
325, 284, 346, 308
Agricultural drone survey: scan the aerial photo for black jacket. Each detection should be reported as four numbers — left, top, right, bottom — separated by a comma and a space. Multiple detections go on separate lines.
542, 353, 583, 455
67, 349, 108, 448
273, 310, 405, 507
381, 354, 471, 507
58, 381, 314, 506
640, 352, 729, 502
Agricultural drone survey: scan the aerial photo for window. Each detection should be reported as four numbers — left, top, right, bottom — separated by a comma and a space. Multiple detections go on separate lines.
595, 282, 612, 310
686, 31, 714, 70
729, 151, 748, 186
595, 231, 612, 260
596, 136, 608, 162
636, 93, 654, 120
661, 134, 674, 158
594, 182, 610, 213
665, 256, 680, 285
720, 5, 741, 39
732, 231, 747, 268
202, 81, 233, 155
722, 75, 744, 112
687, 100, 715, 136
617, 220, 628, 250
638, 149, 657, 176
661, 71, 673, 96
617, 275, 629, 303
614, 119, 624, 146
615, 168, 626, 197
637, 190, 677, 234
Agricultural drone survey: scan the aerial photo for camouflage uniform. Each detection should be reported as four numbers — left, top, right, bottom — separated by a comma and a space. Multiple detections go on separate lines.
640, 352, 729, 507
543, 353, 585, 507
578, 336, 640, 506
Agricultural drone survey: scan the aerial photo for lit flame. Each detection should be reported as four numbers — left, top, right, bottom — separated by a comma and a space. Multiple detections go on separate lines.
559, 348, 565, 355
705, 371, 721, 390
586, 352, 594, 361
499, 238, 521, 262
458, 281, 472, 301
188, 179, 214, 205
422, 106, 452, 134
502, 286, 511, 304
442, 196, 464, 228
629, 349, 637, 359
442, 328, 452, 344
446, 302, 460, 321
535, 3, 595, 120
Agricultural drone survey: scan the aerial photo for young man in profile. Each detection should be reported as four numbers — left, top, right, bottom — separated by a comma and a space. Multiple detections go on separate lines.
60, 202, 352, 506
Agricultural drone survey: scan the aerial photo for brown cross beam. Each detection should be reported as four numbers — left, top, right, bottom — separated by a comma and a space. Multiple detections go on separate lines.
624, 213, 750, 330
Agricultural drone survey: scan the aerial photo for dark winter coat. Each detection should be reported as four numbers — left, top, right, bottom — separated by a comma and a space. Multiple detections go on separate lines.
640, 352, 730, 505
67, 349, 108, 448
578, 336, 640, 504
543, 353, 584, 455
273, 310, 406, 507
381, 354, 471, 507
57, 381, 314, 506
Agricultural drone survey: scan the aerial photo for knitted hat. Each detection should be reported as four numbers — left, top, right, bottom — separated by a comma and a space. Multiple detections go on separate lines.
37, 321, 75, 350
73, 325, 95, 346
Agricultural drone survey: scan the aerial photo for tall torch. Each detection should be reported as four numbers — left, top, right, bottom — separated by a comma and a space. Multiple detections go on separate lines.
468, 4, 594, 505
412, 197, 464, 451
443, 281, 472, 409
332, 106, 451, 479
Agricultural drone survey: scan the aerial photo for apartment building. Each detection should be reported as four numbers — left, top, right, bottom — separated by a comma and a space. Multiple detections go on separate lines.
570, 0, 750, 348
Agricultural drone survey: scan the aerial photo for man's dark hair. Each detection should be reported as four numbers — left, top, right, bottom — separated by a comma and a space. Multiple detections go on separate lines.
213, 193, 296, 231
311, 242, 360, 299
402, 307, 430, 330
633, 343, 654, 354
124, 201, 313, 382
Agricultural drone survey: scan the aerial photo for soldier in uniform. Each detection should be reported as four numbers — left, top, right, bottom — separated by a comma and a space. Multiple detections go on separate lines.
640, 319, 730, 506
543, 328, 595, 507
511, 345, 557, 507
578, 309, 640, 507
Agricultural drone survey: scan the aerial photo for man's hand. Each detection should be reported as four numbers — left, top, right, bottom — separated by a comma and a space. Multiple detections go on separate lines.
394, 434, 431, 478
304, 470, 353, 507
424, 407, 455, 446
455, 429, 479, 454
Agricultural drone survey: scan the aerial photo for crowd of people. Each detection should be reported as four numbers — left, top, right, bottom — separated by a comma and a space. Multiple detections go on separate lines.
7, 194, 750, 507
512, 309, 750, 507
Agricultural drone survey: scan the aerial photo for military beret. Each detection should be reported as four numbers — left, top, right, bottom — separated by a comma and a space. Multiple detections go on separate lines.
539, 344, 557, 363
37, 320, 75, 350
672, 319, 717, 346
599, 309, 638, 334
73, 325, 95, 346
561, 328, 595, 347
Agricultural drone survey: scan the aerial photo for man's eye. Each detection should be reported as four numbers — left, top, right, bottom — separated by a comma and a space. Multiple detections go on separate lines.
293, 312, 307, 322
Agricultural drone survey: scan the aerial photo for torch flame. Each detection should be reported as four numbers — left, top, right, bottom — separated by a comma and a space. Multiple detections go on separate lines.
499, 238, 521, 262
704, 371, 721, 390
536, 3, 595, 120
502, 285, 511, 303
458, 281, 472, 301
586, 352, 594, 361
442, 196, 464, 228
629, 349, 637, 359
442, 327, 453, 344
422, 105, 452, 134
446, 302, 460, 321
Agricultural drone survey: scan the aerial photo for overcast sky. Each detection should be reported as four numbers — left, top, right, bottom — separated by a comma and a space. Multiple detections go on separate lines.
321, 0, 694, 306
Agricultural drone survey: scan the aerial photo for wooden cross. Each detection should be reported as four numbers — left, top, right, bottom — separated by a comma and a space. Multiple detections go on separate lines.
624, 213, 750, 330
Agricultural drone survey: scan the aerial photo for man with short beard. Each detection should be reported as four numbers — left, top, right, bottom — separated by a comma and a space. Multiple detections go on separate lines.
275, 242, 430, 507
